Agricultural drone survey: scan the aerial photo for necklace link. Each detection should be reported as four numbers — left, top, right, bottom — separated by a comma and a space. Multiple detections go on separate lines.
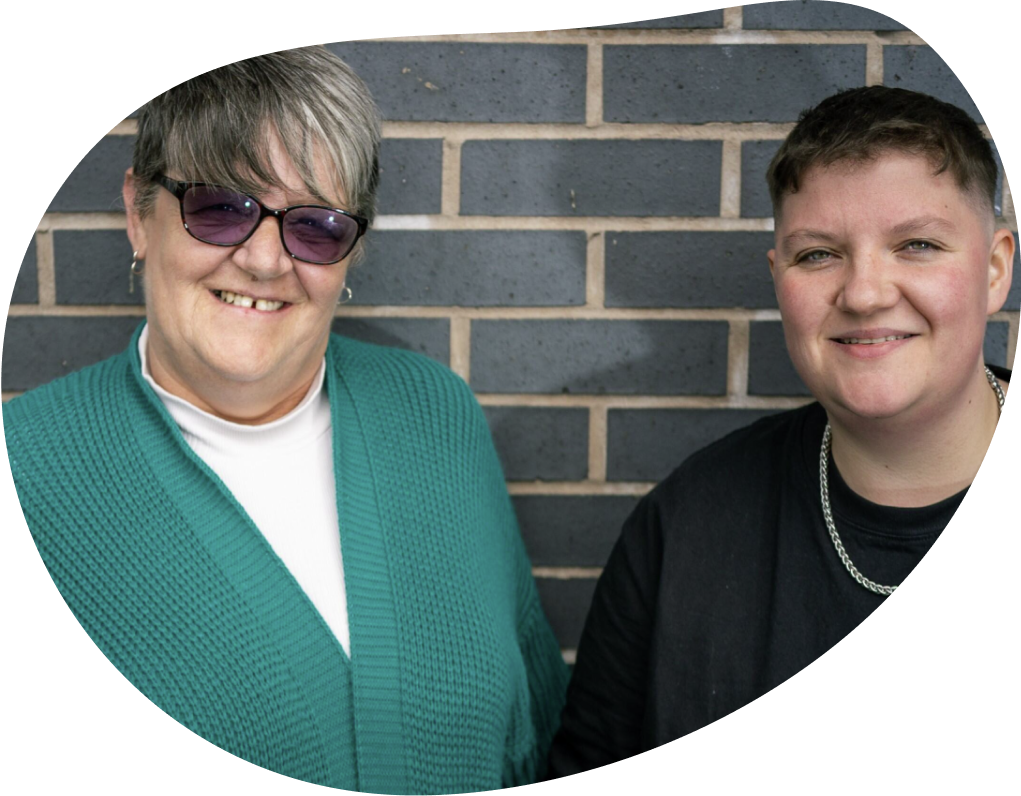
819, 366, 1004, 596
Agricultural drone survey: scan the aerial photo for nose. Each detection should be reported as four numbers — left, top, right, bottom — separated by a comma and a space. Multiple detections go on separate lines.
232, 215, 293, 280
835, 251, 900, 316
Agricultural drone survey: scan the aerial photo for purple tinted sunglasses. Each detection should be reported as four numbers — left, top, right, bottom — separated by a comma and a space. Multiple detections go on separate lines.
153, 174, 368, 265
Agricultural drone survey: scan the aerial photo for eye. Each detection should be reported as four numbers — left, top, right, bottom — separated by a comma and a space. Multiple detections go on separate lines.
903, 239, 940, 252
796, 249, 834, 265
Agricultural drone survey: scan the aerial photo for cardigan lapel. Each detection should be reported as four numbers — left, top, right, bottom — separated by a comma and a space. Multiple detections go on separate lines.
127, 325, 358, 790
327, 337, 409, 794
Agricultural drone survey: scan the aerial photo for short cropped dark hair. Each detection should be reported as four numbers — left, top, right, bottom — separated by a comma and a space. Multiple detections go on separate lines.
767, 86, 997, 218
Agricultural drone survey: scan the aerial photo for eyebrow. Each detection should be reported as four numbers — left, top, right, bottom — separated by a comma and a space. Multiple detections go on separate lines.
781, 216, 958, 250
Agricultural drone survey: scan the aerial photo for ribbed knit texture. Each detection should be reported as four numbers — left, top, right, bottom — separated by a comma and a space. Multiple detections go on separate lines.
4, 323, 569, 794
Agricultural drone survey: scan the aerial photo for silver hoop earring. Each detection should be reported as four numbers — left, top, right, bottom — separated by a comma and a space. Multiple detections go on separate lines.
338, 285, 354, 305
129, 251, 144, 294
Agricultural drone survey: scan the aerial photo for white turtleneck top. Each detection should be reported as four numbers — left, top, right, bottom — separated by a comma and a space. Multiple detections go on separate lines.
138, 326, 350, 655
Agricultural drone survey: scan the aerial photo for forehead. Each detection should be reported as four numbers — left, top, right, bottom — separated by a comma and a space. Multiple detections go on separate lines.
775, 152, 991, 242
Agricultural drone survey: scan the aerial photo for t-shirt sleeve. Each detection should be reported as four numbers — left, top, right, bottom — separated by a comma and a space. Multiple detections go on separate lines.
545, 492, 664, 778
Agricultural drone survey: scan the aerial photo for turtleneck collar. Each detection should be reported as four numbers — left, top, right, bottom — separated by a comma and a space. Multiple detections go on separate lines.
137, 324, 330, 454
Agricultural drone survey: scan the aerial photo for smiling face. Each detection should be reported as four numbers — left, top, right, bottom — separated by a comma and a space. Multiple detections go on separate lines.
768, 151, 1013, 426
124, 133, 351, 422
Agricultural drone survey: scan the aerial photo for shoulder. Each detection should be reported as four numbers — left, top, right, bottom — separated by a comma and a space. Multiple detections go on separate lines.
4, 350, 134, 440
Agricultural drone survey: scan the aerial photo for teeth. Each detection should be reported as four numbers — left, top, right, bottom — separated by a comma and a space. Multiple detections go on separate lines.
215, 290, 284, 312
838, 335, 911, 345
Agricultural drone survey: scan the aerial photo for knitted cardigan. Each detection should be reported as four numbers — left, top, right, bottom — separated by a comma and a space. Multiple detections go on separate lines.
3, 325, 569, 793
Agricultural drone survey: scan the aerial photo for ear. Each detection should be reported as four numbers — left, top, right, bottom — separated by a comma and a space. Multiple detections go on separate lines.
122, 168, 148, 258
986, 227, 1015, 314
767, 248, 777, 278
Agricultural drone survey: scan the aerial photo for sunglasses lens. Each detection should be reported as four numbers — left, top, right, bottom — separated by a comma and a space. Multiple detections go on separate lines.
181, 186, 260, 245
282, 207, 360, 264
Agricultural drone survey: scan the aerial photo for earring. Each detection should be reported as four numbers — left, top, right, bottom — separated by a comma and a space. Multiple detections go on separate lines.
129, 251, 144, 294
338, 285, 354, 305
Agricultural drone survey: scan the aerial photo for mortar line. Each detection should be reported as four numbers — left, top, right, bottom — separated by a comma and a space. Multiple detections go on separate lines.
8, 303, 784, 321
585, 231, 606, 308
866, 43, 884, 86
532, 567, 603, 579
1, 392, 24, 402
727, 319, 751, 397
587, 404, 608, 482
586, 43, 604, 128
561, 650, 577, 665
1001, 178, 1015, 229
722, 6, 743, 29
449, 317, 471, 381
441, 139, 463, 216
507, 480, 655, 496
35, 231, 56, 307
381, 120, 795, 141
720, 139, 742, 218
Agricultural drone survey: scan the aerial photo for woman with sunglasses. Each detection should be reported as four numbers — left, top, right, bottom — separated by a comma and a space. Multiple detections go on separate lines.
4, 47, 567, 792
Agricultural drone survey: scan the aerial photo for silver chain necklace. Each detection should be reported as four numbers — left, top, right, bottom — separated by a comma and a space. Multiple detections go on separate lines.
819, 366, 1005, 596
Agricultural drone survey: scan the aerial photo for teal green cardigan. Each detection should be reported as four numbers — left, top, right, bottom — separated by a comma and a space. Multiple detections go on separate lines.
4, 325, 569, 793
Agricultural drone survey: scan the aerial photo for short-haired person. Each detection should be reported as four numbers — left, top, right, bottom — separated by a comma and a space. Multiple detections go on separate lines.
545, 86, 1014, 775
4, 48, 568, 792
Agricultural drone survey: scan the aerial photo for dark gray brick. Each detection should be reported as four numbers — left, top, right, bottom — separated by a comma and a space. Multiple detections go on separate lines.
743, 1, 906, 30
884, 47, 981, 123
483, 407, 588, 481
326, 42, 586, 123
592, 11, 723, 28
742, 140, 783, 218
1004, 235, 1021, 311
749, 320, 810, 396
604, 45, 866, 123
471, 320, 729, 395
607, 408, 786, 482
984, 322, 1011, 368
54, 231, 140, 306
605, 232, 777, 308
376, 139, 442, 215
330, 317, 449, 365
2, 316, 142, 392
12, 237, 38, 304
461, 140, 721, 217
351, 231, 586, 306
513, 495, 639, 567
48, 136, 134, 213
535, 578, 598, 649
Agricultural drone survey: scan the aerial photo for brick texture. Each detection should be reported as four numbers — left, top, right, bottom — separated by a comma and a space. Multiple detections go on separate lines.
605, 232, 776, 308
13, 237, 38, 304
743, 1, 907, 30
483, 407, 589, 481
604, 45, 866, 123
513, 495, 639, 567
48, 136, 134, 213
377, 139, 443, 215
592, 11, 724, 29
54, 231, 140, 305
351, 231, 587, 306
461, 140, 721, 216
884, 47, 982, 122
470, 320, 729, 395
329, 318, 449, 365
326, 42, 586, 123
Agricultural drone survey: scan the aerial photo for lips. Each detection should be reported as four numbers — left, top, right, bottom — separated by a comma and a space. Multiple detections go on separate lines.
212, 289, 288, 312
831, 329, 918, 345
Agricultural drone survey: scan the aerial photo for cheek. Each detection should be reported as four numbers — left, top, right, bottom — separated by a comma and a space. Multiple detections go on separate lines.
775, 274, 829, 336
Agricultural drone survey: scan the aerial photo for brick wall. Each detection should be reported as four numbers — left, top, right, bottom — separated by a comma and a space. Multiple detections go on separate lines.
4, 2, 1019, 661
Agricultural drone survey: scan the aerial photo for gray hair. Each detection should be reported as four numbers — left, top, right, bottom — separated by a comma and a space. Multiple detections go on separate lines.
131, 46, 382, 231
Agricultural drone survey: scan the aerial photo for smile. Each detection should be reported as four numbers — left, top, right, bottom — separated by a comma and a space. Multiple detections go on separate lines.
212, 290, 286, 312
835, 334, 915, 345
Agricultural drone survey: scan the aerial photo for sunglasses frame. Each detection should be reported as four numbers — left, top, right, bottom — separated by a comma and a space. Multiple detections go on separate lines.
152, 173, 369, 265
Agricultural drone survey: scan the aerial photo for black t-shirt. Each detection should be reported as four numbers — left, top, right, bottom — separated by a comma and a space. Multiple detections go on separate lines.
546, 366, 1010, 777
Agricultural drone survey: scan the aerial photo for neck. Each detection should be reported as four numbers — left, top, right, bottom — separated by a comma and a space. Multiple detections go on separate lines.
145, 340, 325, 426
827, 366, 1003, 508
